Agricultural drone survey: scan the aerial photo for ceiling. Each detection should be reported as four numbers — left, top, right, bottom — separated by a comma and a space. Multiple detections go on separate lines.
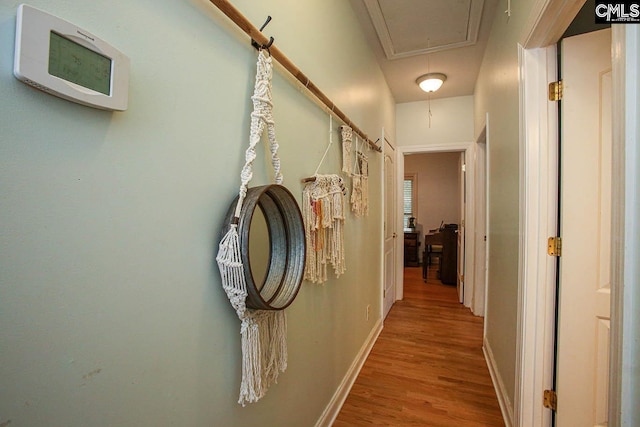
350, 0, 499, 103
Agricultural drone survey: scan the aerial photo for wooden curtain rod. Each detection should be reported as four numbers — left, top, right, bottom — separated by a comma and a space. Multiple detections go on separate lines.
207, 0, 382, 153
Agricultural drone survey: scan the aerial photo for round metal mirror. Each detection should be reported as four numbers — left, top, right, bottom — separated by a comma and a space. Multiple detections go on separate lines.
221, 184, 305, 310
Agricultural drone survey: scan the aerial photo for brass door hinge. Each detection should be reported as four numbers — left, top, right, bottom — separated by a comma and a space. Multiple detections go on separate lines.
548, 237, 562, 257
543, 389, 557, 411
549, 80, 563, 101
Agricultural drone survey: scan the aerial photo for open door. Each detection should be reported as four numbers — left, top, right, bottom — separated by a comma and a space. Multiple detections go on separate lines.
555, 28, 612, 426
383, 138, 397, 318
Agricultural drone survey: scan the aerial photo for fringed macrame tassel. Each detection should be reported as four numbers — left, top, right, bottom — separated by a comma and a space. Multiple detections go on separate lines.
237, 310, 288, 406
219, 226, 289, 407
239, 317, 263, 406
261, 310, 287, 385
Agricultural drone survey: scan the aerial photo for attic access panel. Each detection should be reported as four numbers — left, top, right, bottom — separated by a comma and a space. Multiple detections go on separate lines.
364, 0, 484, 60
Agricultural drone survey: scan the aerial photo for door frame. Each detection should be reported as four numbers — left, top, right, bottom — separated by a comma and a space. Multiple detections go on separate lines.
609, 25, 640, 426
382, 130, 397, 319
457, 151, 466, 304
474, 120, 489, 317
515, 42, 559, 427
517, 3, 640, 425
395, 142, 477, 310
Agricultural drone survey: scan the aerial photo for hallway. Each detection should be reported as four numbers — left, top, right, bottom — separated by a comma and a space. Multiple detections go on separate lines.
334, 267, 504, 426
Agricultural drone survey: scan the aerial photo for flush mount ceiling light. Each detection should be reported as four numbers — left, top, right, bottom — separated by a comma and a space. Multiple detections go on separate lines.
416, 73, 447, 93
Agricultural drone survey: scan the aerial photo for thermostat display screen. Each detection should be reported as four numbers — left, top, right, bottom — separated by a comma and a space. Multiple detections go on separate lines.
48, 31, 112, 95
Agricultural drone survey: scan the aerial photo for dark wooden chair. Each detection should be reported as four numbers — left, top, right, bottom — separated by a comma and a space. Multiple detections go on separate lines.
422, 231, 444, 281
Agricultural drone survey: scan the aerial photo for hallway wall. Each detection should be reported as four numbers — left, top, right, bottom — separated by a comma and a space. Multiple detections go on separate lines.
0, 1, 394, 426
473, 0, 540, 417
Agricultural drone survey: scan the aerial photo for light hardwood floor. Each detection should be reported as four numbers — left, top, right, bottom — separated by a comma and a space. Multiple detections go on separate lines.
334, 266, 505, 426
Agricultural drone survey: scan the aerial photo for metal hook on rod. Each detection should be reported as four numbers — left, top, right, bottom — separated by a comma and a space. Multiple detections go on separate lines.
251, 15, 275, 50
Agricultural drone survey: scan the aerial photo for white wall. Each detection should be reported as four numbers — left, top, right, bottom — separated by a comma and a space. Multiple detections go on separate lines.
396, 96, 474, 147
0, 1, 395, 426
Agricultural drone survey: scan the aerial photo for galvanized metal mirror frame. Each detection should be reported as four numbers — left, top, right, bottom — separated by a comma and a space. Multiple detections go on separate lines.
221, 184, 305, 310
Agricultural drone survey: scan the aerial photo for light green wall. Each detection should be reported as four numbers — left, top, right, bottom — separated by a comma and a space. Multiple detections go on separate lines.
474, 0, 538, 411
0, 1, 394, 426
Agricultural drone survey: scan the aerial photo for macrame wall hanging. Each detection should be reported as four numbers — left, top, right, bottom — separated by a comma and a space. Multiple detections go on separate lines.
216, 50, 305, 406
301, 116, 347, 284
340, 125, 353, 176
340, 125, 369, 217
350, 135, 369, 217
302, 174, 347, 284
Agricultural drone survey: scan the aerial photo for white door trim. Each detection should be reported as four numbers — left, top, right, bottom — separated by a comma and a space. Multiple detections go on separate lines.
382, 128, 398, 317
396, 142, 476, 310
518, 3, 638, 427
520, 0, 585, 48
483, 114, 491, 330
474, 118, 489, 317
610, 25, 640, 427
515, 43, 558, 427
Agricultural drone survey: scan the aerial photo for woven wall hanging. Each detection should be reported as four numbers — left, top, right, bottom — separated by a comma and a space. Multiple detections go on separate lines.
350, 136, 369, 217
302, 174, 347, 284
216, 50, 305, 406
340, 125, 353, 176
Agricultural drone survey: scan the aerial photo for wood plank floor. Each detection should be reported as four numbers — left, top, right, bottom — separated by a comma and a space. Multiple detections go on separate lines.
334, 267, 505, 426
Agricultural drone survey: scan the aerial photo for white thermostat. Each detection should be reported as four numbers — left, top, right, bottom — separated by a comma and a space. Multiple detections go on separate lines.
13, 4, 130, 111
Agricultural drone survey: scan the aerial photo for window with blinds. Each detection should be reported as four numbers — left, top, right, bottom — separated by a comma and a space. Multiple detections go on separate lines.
403, 174, 417, 228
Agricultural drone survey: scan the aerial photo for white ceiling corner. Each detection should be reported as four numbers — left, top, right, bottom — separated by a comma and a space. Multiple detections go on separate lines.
364, 0, 485, 60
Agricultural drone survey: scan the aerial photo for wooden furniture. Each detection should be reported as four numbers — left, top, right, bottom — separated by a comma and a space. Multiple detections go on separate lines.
421, 225, 458, 285
440, 225, 458, 285
403, 230, 420, 267
422, 231, 443, 280
424, 232, 444, 265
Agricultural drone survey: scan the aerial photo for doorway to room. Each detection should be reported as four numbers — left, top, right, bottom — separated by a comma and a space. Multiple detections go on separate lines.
403, 151, 463, 295
396, 140, 487, 317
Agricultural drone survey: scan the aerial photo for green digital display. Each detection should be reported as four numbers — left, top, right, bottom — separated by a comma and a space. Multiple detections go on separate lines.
48, 31, 112, 95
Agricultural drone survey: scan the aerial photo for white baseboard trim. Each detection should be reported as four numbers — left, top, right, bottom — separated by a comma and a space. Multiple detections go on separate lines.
315, 318, 383, 427
484, 336, 515, 427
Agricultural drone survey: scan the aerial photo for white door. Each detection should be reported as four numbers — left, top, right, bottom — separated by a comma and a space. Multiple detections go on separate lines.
474, 131, 487, 316
556, 28, 612, 426
383, 138, 397, 318
457, 153, 465, 304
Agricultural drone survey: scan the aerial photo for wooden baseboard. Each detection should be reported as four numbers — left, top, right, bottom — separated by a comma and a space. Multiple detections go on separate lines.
314, 318, 383, 427
483, 336, 515, 427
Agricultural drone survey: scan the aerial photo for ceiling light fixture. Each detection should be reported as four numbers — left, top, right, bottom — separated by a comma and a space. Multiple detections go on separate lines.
416, 73, 447, 93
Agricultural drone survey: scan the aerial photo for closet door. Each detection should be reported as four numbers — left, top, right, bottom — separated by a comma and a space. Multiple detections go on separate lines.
556, 28, 612, 426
